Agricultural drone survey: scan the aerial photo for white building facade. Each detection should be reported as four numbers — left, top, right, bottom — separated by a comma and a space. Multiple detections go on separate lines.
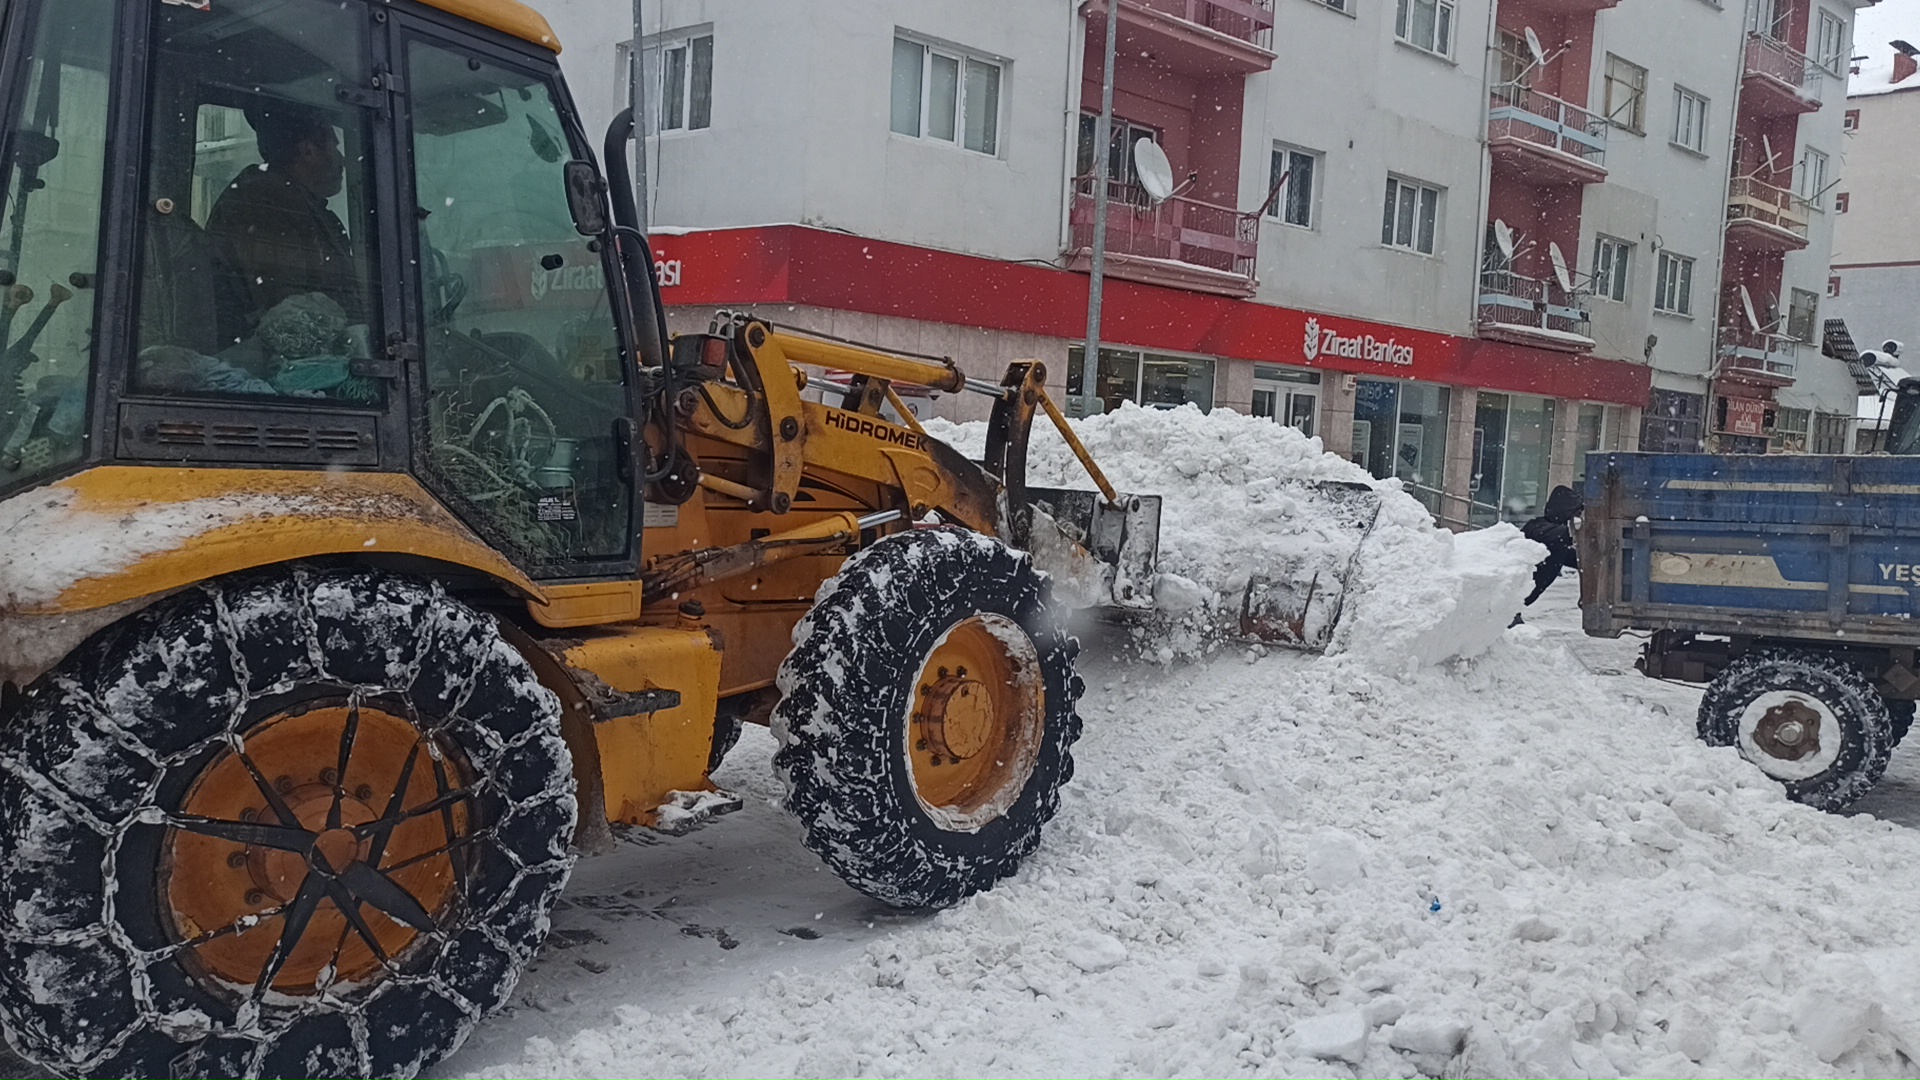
540, 0, 1866, 524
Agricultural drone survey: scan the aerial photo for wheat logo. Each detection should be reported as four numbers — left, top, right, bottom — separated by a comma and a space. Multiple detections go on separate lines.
1303, 317, 1321, 361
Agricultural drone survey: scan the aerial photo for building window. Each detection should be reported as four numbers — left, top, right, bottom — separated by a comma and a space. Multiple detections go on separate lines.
1772, 406, 1810, 453
652, 32, 713, 133
1066, 346, 1215, 415
1813, 412, 1850, 454
1817, 10, 1848, 73
1269, 144, 1320, 228
1671, 87, 1709, 153
1836, 191, 1850, 212
1787, 287, 1819, 341
1844, 108, 1860, 131
1320, 0, 1351, 11
1077, 114, 1160, 190
1799, 146, 1829, 208
1495, 31, 1533, 93
1654, 251, 1694, 315
1829, 274, 1843, 297
1394, 0, 1454, 57
891, 35, 1001, 155
1381, 176, 1441, 254
1604, 55, 1647, 133
1641, 389, 1706, 453
1591, 236, 1631, 302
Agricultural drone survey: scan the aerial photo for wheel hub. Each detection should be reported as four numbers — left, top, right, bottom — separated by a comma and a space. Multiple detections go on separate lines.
163, 702, 473, 995
906, 614, 1046, 831
1754, 699, 1823, 761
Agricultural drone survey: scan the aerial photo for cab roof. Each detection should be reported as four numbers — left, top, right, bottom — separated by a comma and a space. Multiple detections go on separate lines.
417, 0, 561, 53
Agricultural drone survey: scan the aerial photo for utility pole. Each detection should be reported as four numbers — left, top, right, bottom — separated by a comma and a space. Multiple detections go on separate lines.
629, 0, 650, 232
1083, 0, 1120, 399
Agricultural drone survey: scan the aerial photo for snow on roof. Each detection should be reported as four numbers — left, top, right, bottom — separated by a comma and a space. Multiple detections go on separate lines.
1850, 0, 1920, 96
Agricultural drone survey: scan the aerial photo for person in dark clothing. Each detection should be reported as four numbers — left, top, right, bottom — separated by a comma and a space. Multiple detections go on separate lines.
1521, 484, 1583, 606
205, 103, 363, 346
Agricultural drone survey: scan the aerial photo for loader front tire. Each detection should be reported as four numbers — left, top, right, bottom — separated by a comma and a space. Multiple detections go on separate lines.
773, 527, 1083, 910
0, 568, 575, 1079
1698, 649, 1892, 812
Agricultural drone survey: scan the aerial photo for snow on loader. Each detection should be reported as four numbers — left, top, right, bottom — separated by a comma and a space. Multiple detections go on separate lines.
0, 0, 1156, 1075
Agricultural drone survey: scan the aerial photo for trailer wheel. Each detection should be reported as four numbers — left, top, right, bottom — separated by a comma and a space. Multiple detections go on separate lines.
772, 527, 1082, 909
1698, 649, 1893, 811
0, 568, 575, 1079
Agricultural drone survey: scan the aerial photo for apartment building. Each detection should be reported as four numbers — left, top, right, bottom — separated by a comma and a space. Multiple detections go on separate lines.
1828, 17, 1920, 403
538, 0, 1866, 524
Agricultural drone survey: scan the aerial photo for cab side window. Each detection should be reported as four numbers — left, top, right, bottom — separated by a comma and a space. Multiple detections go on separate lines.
408, 40, 631, 567
131, 0, 383, 405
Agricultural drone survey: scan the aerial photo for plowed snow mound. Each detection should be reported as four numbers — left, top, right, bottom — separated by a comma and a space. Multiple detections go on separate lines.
925, 403, 1537, 667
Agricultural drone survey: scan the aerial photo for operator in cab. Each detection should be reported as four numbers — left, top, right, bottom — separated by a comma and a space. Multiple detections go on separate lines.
205, 102, 364, 345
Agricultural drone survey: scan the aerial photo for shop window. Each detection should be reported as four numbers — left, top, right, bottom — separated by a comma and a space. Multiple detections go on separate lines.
1353, 378, 1448, 516
1812, 412, 1850, 454
1471, 391, 1554, 525
1640, 389, 1705, 453
1066, 346, 1214, 415
1575, 403, 1607, 477
1771, 406, 1810, 453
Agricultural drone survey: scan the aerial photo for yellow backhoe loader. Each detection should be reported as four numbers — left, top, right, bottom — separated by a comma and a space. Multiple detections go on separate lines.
0, 0, 1158, 1075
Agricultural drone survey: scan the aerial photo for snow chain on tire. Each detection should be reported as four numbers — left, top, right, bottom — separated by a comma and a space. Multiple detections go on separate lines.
1698, 648, 1893, 812
772, 527, 1083, 910
0, 567, 576, 1078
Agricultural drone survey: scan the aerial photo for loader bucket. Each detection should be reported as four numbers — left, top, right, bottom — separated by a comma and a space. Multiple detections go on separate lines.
1026, 486, 1162, 610
1238, 480, 1382, 652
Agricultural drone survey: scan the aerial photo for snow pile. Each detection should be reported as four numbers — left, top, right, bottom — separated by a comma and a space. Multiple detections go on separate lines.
925, 403, 1537, 667
459, 612, 1920, 1080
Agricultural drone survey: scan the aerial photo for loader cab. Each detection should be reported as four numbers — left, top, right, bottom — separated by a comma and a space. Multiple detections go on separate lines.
1885, 379, 1920, 455
0, 0, 641, 576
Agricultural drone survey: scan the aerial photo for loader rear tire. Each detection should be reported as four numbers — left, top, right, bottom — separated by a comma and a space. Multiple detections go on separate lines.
773, 527, 1082, 909
1698, 649, 1892, 812
0, 567, 575, 1079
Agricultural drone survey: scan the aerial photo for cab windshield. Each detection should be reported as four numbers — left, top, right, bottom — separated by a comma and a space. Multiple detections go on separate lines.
0, 0, 114, 491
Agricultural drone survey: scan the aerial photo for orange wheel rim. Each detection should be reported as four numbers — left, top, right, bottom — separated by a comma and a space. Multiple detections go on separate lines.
161, 700, 473, 995
905, 614, 1046, 831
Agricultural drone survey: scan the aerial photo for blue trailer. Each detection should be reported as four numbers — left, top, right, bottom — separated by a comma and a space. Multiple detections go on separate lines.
1580, 446, 1920, 810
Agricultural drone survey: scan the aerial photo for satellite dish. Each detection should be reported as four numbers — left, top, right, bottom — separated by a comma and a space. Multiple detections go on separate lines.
1524, 26, 1547, 67
1740, 284, 1762, 332
1134, 139, 1175, 203
1493, 219, 1516, 260
1549, 242, 1573, 292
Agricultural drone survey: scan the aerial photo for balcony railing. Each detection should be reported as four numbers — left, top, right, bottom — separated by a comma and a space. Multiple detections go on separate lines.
1137, 0, 1276, 49
1718, 325, 1798, 379
1068, 175, 1259, 282
1487, 83, 1608, 167
1478, 269, 1592, 345
1743, 33, 1822, 107
1727, 176, 1811, 241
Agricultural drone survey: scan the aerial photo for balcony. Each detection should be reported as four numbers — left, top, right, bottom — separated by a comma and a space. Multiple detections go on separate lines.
1741, 34, 1822, 116
1487, 84, 1609, 186
1477, 269, 1594, 352
1726, 176, 1810, 251
1718, 325, 1797, 384
1085, 0, 1276, 77
1067, 176, 1259, 297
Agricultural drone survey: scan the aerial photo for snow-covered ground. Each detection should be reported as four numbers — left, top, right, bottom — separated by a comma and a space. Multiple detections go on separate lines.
435, 580, 1920, 1079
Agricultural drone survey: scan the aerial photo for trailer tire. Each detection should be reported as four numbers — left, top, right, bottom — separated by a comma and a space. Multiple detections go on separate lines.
1889, 699, 1915, 747
1698, 649, 1892, 811
772, 527, 1082, 909
0, 567, 575, 1079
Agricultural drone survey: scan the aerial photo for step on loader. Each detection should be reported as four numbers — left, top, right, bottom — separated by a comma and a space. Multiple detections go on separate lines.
0, 0, 1156, 1075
